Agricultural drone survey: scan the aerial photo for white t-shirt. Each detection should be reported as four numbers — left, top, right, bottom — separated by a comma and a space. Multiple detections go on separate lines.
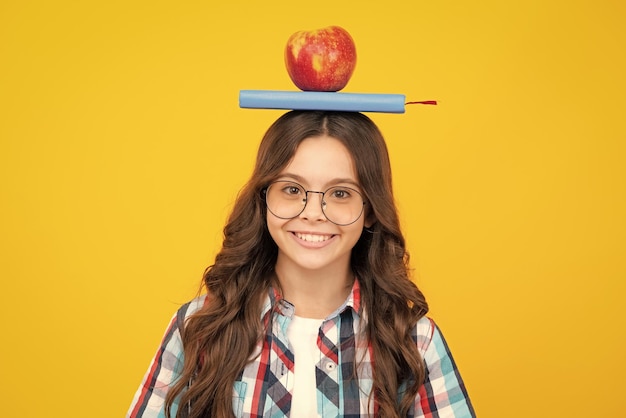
287, 315, 325, 418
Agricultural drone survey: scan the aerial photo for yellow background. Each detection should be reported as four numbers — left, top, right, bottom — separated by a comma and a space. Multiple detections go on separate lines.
1, 1, 624, 417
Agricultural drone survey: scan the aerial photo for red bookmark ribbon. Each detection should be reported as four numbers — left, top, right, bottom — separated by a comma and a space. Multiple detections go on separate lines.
406, 100, 438, 105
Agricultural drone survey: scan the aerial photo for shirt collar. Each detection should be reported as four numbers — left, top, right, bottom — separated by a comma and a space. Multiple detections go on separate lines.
262, 278, 362, 321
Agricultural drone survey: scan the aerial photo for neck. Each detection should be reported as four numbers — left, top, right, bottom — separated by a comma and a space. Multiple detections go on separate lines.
274, 259, 354, 319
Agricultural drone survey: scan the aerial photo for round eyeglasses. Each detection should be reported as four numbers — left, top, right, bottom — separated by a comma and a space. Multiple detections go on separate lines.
264, 180, 366, 226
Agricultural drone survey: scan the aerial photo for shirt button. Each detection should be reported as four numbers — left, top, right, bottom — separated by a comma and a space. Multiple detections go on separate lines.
324, 361, 336, 371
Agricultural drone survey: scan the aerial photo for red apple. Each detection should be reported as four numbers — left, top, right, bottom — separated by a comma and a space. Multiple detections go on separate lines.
284, 26, 357, 92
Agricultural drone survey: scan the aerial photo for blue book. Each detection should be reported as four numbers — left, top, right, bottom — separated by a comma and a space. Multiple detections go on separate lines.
239, 90, 408, 113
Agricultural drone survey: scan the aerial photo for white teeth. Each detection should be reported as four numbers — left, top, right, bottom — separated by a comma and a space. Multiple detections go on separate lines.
295, 233, 331, 243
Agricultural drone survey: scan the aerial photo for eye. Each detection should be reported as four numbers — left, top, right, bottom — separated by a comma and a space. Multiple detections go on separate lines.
280, 183, 304, 196
329, 188, 352, 199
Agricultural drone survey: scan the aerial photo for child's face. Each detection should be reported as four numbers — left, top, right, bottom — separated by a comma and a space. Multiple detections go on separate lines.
267, 135, 366, 275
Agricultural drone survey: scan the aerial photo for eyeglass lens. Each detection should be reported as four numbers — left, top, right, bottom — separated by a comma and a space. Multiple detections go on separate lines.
265, 181, 365, 226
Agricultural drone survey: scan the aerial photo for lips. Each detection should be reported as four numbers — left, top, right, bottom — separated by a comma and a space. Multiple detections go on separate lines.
294, 232, 333, 243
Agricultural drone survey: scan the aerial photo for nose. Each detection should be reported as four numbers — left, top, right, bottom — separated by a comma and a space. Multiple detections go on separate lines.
299, 191, 326, 221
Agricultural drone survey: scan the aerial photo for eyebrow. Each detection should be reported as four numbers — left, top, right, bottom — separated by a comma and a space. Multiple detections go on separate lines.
277, 173, 362, 189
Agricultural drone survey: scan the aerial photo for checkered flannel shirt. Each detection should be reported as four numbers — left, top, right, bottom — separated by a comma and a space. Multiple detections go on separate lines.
128, 280, 475, 417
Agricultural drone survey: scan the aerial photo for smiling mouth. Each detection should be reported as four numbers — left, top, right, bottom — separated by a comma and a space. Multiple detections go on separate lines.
294, 232, 333, 243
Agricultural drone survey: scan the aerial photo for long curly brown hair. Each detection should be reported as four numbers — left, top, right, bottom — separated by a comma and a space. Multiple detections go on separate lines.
165, 111, 429, 417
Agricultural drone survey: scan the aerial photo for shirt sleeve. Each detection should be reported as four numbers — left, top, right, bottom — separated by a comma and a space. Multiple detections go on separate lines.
126, 309, 187, 418
414, 318, 476, 418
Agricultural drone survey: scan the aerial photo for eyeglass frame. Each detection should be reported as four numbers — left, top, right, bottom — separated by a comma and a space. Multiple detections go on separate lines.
262, 180, 367, 226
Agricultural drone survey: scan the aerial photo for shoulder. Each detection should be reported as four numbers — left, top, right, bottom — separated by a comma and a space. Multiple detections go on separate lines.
179, 294, 207, 317
174, 295, 208, 329
126, 297, 207, 418
413, 316, 459, 363
413, 317, 458, 360
148, 295, 207, 363
414, 317, 465, 381
413, 316, 436, 355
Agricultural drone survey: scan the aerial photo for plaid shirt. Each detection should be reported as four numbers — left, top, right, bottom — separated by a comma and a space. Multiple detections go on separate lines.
128, 281, 475, 417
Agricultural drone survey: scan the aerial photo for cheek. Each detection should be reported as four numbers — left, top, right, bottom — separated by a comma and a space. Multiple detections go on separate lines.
344, 221, 366, 244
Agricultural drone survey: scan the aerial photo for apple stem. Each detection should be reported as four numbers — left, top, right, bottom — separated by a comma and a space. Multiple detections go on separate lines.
406, 100, 438, 105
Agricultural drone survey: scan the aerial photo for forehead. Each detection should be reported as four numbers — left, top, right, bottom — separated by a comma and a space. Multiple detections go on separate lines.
280, 135, 358, 186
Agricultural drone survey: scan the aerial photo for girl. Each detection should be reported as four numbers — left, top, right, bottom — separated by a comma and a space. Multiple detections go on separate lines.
128, 111, 475, 418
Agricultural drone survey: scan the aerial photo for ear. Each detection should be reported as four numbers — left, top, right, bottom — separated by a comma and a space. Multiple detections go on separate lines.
364, 213, 376, 228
